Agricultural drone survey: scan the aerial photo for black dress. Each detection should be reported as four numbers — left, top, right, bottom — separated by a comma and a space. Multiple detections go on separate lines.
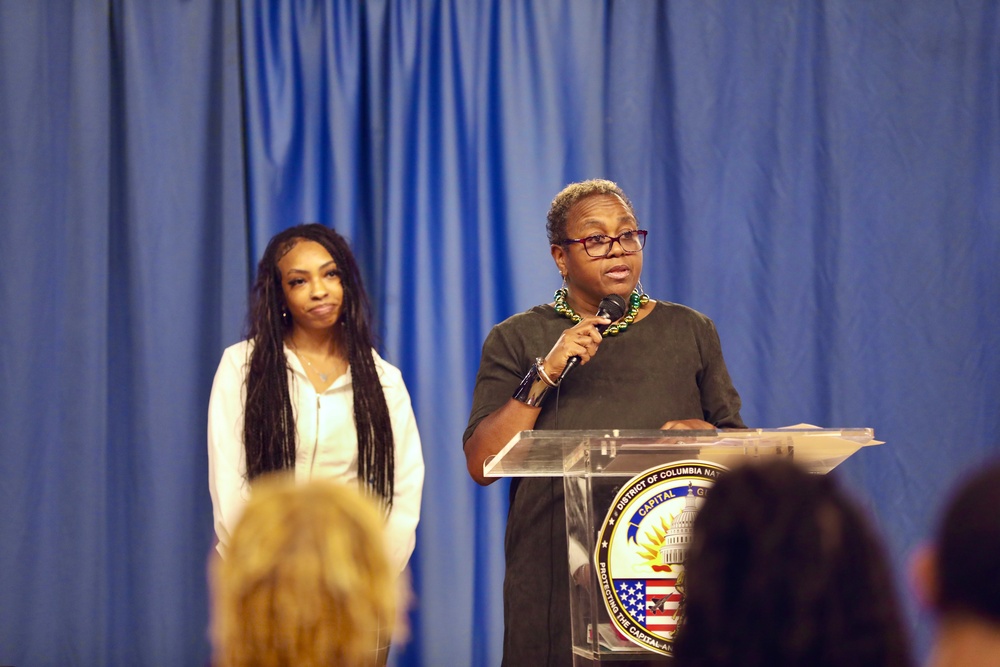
465, 301, 746, 667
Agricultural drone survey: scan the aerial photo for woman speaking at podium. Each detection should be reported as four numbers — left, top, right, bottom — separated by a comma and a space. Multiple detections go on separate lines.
463, 179, 745, 666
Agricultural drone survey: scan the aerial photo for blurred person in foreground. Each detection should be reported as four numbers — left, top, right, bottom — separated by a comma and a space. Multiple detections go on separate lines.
210, 476, 404, 667
464, 179, 745, 665
672, 458, 914, 667
911, 460, 1000, 667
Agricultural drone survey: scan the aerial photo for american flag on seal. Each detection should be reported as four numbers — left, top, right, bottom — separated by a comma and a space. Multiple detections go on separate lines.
615, 578, 682, 635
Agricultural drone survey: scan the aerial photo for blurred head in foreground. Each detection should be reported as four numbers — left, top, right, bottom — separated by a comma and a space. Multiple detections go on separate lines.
210, 476, 396, 667
672, 458, 913, 667
911, 460, 1000, 667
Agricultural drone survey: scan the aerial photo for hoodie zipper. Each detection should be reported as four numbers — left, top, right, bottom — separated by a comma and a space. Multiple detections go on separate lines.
309, 393, 320, 476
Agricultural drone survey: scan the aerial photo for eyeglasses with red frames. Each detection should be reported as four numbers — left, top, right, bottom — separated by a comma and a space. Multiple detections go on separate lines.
562, 229, 648, 258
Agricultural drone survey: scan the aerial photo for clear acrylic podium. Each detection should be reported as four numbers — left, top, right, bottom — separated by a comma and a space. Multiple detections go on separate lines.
484, 427, 880, 664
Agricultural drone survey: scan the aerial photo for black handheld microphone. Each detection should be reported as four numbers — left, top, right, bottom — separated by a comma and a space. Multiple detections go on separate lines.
558, 293, 628, 382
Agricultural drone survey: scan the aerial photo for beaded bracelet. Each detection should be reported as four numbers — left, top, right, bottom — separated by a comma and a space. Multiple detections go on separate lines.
512, 362, 553, 407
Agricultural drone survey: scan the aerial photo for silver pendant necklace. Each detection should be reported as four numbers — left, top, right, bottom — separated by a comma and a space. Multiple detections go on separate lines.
291, 345, 333, 383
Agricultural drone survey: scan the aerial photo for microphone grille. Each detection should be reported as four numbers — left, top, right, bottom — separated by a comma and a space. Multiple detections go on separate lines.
598, 294, 628, 321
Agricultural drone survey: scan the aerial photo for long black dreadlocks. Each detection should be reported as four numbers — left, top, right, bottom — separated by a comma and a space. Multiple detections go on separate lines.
242, 224, 394, 509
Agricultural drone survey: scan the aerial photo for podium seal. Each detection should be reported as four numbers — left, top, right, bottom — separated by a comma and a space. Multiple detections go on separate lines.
593, 460, 728, 655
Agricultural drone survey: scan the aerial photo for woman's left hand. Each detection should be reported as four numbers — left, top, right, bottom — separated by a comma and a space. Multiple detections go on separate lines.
661, 419, 716, 430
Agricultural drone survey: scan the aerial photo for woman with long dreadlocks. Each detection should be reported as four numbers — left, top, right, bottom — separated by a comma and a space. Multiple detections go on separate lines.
208, 224, 424, 581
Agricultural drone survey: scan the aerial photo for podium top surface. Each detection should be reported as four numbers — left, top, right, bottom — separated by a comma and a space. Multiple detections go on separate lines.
483, 427, 880, 477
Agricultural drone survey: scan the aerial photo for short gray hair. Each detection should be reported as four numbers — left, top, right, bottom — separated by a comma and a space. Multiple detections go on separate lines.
546, 179, 636, 245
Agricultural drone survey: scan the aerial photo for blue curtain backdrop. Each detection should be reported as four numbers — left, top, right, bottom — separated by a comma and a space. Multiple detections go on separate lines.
0, 2, 247, 665
2, 1, 998, 666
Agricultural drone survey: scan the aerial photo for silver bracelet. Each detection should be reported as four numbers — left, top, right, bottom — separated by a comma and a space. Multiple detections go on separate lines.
512, 362, 552, 407
535, 357, 559, 387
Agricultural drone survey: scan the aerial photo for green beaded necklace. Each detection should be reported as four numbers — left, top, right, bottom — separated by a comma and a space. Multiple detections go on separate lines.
553, 287, 648, 336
